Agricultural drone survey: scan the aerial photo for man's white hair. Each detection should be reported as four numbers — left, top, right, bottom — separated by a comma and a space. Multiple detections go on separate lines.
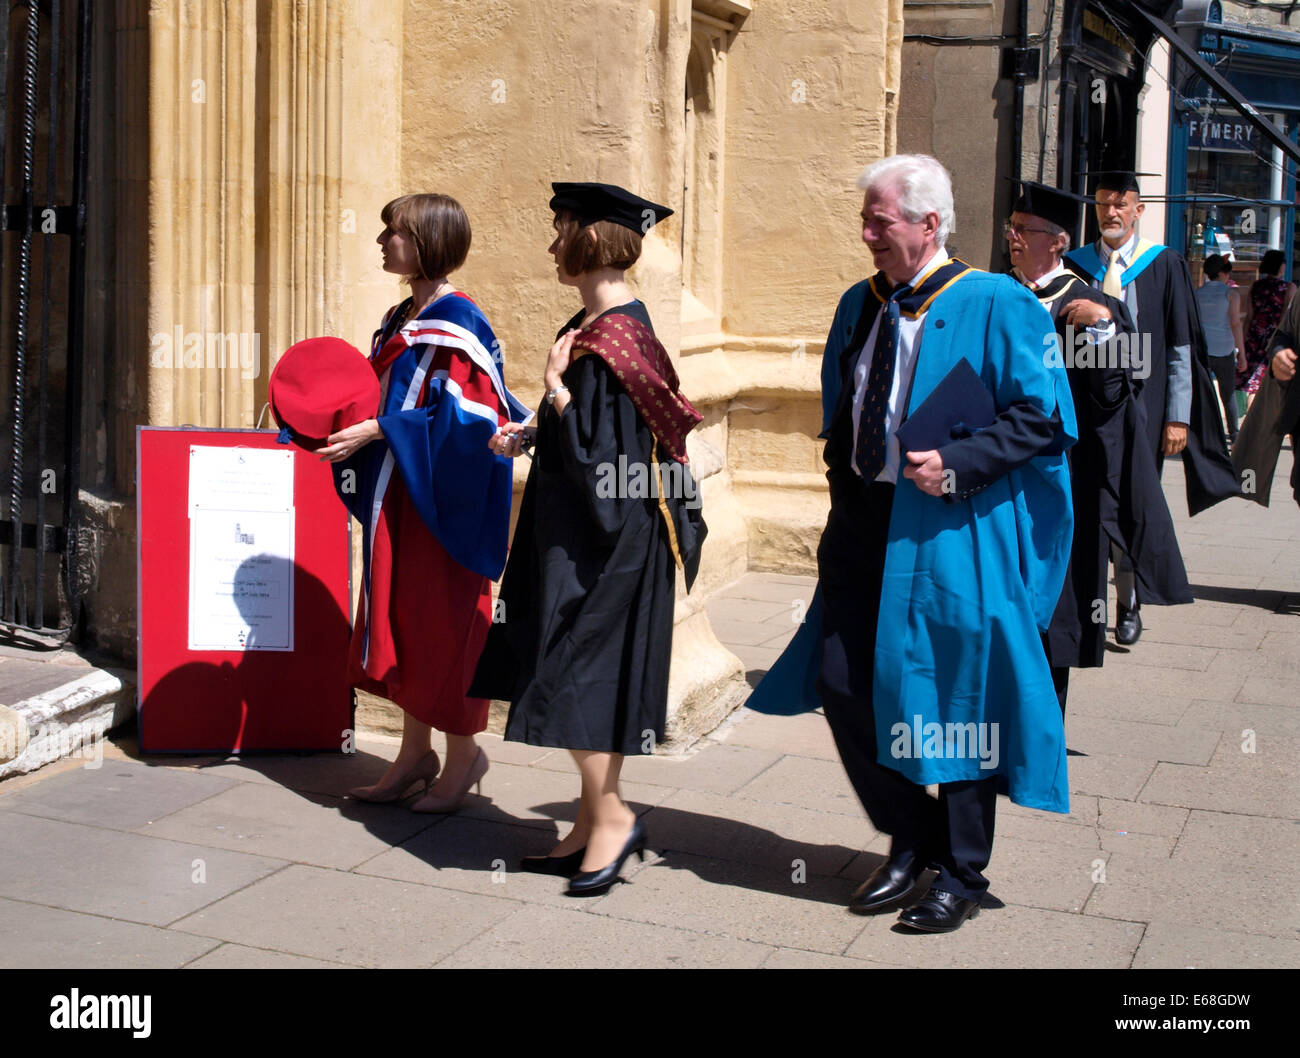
857, 154, 956, 248
1042, 219, 1072, 252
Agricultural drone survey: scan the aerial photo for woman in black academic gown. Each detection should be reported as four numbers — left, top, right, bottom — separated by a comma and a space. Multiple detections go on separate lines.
471, 182, 706, 895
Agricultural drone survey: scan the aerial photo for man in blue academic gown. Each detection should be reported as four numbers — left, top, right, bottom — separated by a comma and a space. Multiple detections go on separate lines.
1064, 170, 1237, 644
761, 154, 1077, 933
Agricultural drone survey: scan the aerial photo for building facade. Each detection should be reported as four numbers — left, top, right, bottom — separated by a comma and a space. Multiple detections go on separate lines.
1, 0, 906, 746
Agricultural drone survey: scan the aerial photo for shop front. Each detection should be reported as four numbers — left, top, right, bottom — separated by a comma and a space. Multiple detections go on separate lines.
1167, 3, 1300, 282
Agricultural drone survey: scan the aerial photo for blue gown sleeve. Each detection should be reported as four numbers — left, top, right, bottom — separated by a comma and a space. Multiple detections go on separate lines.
377, 358, 515, 580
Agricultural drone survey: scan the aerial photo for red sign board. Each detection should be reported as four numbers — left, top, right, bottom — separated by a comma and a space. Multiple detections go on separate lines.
137, 427, 353, 752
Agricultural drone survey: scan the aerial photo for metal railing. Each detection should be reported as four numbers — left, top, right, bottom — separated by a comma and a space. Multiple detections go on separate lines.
0, 0, 91, 638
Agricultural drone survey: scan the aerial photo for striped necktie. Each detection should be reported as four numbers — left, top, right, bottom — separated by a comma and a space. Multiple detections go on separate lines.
853, 284, 910, 481
1102, 247, 1123, 297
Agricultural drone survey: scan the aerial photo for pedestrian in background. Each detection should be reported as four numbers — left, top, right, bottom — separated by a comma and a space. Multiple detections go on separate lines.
1194, 253, 1245, 443
1240, 249, 1295, 409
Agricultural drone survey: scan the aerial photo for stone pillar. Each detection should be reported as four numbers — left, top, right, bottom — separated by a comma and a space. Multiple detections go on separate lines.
77, 0, 403, 660
142, 0, 401, 430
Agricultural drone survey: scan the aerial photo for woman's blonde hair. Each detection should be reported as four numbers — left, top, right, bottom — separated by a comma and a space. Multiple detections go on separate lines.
381, 193, 471, 280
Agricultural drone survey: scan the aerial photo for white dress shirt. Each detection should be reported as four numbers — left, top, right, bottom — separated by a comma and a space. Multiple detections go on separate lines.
851, 248, 949, 483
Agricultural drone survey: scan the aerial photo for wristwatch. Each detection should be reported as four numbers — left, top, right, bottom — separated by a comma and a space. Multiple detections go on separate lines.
546, 385, 569, 405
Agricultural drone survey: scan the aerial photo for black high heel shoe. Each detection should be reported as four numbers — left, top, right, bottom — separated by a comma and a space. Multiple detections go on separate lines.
566, 819, 646, 897
519, 847, 587, 877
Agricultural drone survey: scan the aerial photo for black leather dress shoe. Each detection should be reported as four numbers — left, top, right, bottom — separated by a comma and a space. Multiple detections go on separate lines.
848, 856, 926, 915
896, 888, 980, 933
519, 848, 586, 876
1115, 605, 1142, 645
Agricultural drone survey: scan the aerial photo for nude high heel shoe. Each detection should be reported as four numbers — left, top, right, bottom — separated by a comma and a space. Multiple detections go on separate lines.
348, 749, 441, 803
410, 747, 488, 814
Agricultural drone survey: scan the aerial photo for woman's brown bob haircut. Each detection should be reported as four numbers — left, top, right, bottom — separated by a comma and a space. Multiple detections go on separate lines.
381, 193, 471, 280
555, 211, 643, 275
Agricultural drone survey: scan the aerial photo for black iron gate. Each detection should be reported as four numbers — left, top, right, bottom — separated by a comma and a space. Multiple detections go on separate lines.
0, 0, 90, 639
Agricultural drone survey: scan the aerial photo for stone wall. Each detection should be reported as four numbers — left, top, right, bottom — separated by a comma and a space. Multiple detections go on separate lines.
70, 0, 905, 748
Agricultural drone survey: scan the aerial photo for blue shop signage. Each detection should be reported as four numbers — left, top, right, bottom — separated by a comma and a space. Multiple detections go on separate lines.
1187, 115, 1258, 152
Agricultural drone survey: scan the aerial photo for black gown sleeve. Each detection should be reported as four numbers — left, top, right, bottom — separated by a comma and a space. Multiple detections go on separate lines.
1078, 291, 1136, 409
937, 402, 1060, 501
541, 352, 654, 541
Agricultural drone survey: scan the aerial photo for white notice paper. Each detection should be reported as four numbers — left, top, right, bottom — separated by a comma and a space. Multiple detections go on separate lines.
189, 445, 294, 514
187, 446, 296, 651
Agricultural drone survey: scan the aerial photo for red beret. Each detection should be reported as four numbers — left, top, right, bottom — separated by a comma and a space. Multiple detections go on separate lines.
269, 337, 380, 451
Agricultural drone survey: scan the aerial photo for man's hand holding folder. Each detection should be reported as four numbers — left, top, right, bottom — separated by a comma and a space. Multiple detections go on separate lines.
896, 357, 997, 498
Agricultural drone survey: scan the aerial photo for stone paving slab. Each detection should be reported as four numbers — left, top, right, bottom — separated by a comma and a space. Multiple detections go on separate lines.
1098, 830, 1176, 857
704, 616, 799, 649
982, 836, 1103, 914
1071, 661, 1231, 702
1061, 687, 1194, 726
1001, 792, 1099, 828
1114, 640, 1218, 672
1177, 698, 1300, 738
0, 896, 221, 969
1234, 675, 1298, 707
993, 809, 1106, 850
1095, 798, 1189, 837
451, 759, 674, 830
0, 758, 237, 831
1207, 646, 1300, 680
705, 596, 800, 625
1061, 753, 1158, 801
1064, 715, 1221, 765
0, 812, 286, 927
760, 947, 908, 969
730, 753, 861, 816
352, 814, 650, 910
730, 645, 788, 681
1169, 809, 1300, 868
169, 863, 518, 968
1084, 851, 1300, 939
1136, 622, 1268, 651
435, 903, 773, 969
184, 943, 354, 969
1131, 921, 1300, 969
594, 850, 871, 956
150, 749, 402, 798
642, 787, 871, 878
531, 742, 785, 797
842, 903, 1145, 968
1137, 735, 1300, 818
713, 707, 839, 760
140, 782, 439, 871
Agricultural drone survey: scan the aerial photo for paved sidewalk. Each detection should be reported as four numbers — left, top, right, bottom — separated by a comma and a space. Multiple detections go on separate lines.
0, 449, 1296, 968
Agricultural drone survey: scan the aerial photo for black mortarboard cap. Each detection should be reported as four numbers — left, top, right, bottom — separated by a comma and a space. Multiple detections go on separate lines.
549, 182, 674, 234
1009, 179, 1089, 232
1089, 170, 1160, 194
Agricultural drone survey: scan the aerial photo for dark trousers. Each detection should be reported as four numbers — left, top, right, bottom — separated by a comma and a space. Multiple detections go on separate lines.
1050, 663, 1069, 717
1209, 354, 1239, 439
816, 478, 998, 903
1292, 433, 1300, 509
1111, 542, 1137, 612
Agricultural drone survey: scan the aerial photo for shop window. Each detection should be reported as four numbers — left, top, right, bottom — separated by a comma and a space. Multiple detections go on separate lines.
1181, 107, 1293, 283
